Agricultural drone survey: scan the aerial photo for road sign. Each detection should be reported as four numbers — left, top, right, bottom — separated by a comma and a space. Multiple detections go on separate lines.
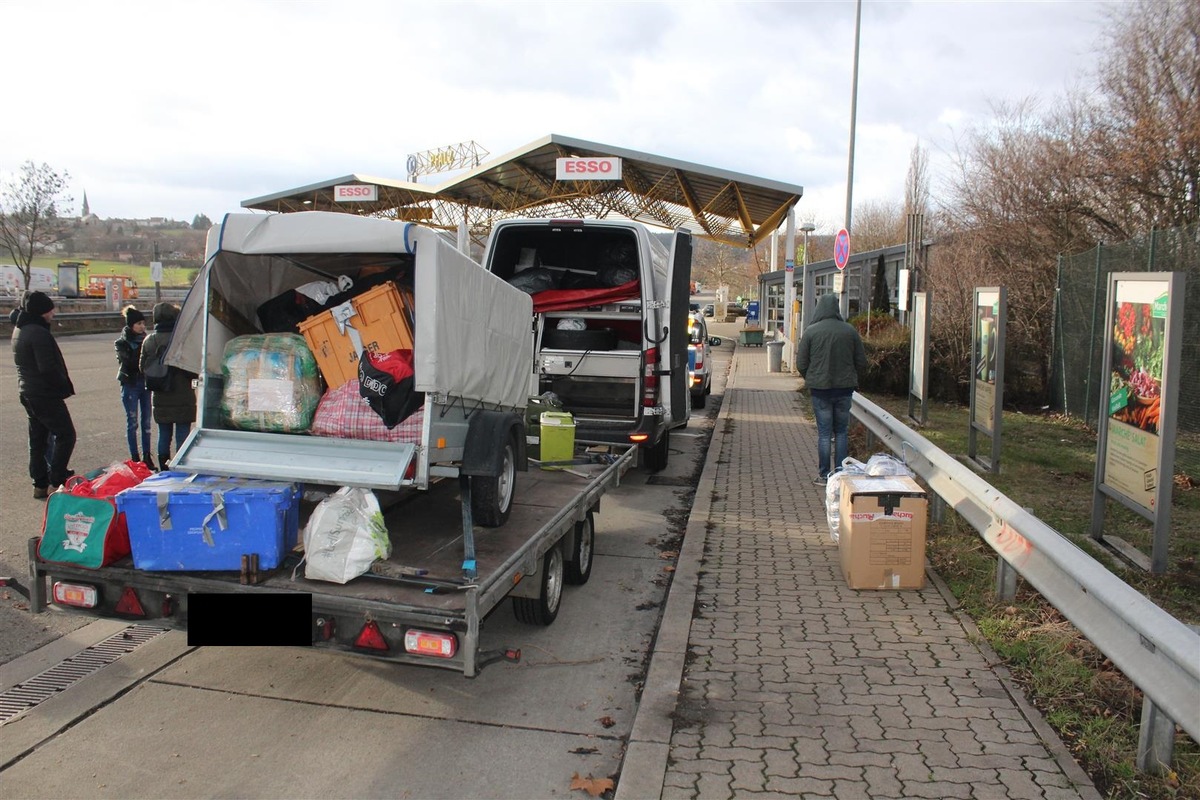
834, 228, 850, 270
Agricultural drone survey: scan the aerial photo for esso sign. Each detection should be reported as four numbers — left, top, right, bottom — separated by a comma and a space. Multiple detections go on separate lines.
333, 184, 379, 202
555, 157, 622, 181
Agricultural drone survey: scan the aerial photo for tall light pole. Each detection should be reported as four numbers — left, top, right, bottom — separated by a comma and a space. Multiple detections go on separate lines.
842, 0, 862, 319
799, 222, 816, 338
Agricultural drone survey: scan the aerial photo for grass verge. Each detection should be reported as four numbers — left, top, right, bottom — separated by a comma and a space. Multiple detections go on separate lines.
850, 394, 1199, 800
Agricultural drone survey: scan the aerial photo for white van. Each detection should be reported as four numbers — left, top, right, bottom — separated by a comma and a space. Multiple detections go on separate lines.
482, 218, 692, 471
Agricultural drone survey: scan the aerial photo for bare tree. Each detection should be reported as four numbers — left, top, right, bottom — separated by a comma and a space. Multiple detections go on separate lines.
850, 198, 904, 254
904, 142, 930, 219
0, 161, 73, 290
1090, 0, 1200, 230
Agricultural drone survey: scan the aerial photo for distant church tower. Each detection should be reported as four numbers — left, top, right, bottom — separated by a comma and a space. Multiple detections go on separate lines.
81, 191, 90, 218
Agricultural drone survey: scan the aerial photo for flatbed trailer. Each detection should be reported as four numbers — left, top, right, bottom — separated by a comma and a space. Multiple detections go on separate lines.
27, 444, 634, 677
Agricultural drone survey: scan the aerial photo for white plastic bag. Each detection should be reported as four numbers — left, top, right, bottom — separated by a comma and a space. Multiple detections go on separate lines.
825, 457, 866, 543
865, 453, 913, 477
302, 487, 391, 584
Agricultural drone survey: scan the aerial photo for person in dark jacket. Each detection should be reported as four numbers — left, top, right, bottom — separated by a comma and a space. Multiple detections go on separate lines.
11, 291, 77, 499
140, 302, 197, 470
115, 305, 153, 469
796, 294, 868, 484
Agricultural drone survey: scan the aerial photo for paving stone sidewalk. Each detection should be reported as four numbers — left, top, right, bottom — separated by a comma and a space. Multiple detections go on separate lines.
618, 344, 1100, 800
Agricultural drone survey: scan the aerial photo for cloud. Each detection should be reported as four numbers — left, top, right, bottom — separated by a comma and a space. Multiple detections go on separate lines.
1, 0, 1120, 231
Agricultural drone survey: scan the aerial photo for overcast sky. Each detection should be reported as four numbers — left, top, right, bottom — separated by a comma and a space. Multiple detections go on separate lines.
2, 0, 1120, 234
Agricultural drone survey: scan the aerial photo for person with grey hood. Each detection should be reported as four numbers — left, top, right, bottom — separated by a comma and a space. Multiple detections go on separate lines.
140, 302, 197, 470
795, 294, 868, 484
10, 291, 76, 499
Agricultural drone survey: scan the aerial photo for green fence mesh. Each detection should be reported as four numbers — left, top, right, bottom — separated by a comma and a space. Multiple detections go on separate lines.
1054, 224, 1200, 482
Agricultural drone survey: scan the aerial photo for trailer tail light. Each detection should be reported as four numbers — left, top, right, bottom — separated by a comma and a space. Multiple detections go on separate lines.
642, 347, 658, 407
115, 587, 146, 617
52, 581, 98, 609
354, 620, 390, 652
404, 629, 457, 659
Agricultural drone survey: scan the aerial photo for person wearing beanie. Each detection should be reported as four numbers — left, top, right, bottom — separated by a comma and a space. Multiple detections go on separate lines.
11, 290, 77, 499
140, 302, 197, 470
115, 305, 153, 470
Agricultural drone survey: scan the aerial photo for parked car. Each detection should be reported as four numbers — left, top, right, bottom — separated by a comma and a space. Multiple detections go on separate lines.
702, 303, 714, 318
687, 313, 721, 409
728, 304, 748, 318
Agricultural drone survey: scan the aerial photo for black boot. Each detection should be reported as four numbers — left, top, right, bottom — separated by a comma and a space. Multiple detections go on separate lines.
142, 455, 156, 472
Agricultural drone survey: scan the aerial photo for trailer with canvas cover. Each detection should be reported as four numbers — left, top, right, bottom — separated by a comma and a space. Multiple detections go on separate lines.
25, 211, 635, 676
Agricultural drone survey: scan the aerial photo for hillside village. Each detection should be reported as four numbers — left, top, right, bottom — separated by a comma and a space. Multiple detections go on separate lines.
50, 192, 210, 267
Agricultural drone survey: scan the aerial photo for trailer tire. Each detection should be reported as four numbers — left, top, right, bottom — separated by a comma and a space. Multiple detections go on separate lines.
513, 547, 563, 625
471, 433, 517, 527
564, 513, 595, 585
642, 429, 670, 472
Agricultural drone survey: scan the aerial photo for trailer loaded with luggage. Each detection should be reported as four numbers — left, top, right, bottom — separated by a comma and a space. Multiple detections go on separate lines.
25, 212, 638, 676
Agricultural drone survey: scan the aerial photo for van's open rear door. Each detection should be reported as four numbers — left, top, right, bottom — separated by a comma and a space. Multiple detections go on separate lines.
664, 231, 693, 428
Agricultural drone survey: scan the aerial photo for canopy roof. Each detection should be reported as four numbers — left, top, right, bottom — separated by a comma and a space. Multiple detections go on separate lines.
241, 134, 803, 248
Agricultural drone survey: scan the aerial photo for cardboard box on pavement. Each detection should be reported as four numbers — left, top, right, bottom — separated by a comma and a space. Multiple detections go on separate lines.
838, 474, 928, 590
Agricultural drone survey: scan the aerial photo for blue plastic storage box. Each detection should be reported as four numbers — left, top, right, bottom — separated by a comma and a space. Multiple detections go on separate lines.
116, 472, 302, 571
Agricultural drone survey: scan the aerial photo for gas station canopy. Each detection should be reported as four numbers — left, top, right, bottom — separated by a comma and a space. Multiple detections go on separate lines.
241, 134, 803, 249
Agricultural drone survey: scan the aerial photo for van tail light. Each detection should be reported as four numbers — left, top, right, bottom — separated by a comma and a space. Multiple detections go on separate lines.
629, 433, 649, 443
642, 347, 658, 407
52, 581, 98, 609
354, 620, 389, 651
404, 629, 458, 659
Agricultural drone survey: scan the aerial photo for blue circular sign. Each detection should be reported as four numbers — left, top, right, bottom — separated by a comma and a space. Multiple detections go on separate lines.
834, 228, 850, 270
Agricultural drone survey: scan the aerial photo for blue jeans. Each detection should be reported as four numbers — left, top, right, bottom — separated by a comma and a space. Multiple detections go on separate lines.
121, 380, 152, 459
812, 392, 853, 478
157, 422, 191, 468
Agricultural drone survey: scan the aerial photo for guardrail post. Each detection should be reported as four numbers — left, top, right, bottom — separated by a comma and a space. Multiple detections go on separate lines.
929, 492, 946, 524
1137, 696, 1176, 775
995, 558, 1018, 603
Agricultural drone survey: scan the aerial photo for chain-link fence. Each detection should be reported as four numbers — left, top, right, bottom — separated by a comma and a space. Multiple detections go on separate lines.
1054, 224, 1200, 481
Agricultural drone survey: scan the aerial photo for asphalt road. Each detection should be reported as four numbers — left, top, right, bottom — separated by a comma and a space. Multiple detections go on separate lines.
0, 326, 736, 798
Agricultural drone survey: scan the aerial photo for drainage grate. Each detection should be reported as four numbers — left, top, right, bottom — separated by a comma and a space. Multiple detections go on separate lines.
0, 624, 167, 725
646, 476, 696, 487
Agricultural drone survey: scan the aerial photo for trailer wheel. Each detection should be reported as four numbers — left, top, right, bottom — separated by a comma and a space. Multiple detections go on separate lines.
642, 429, 670, 472
513, 547, 563, 625
564, 513, 595, 585
471, 432, 517, 527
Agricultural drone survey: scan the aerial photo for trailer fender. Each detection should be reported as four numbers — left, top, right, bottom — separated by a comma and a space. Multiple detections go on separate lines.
461, 411, 526, 477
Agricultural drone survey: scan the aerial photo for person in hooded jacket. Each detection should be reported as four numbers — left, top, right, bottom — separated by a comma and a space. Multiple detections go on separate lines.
140, 302, 197, 470
115, 305, 154, 470
795, 294, 868, 484
10, 291, 77, 499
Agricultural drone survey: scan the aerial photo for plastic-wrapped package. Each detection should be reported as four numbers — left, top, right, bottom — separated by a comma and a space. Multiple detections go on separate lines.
221, 334, 323, 433
825, 453, 916, 542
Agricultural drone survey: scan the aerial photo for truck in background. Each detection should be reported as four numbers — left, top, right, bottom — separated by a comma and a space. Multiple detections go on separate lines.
0, 265, 57, 296
84, 273, 139, 300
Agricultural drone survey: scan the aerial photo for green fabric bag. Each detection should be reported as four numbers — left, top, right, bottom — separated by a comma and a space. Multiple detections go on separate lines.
39, 493, 131, 569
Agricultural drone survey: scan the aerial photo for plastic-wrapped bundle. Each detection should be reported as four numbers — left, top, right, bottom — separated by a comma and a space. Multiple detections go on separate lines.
221, 334, 323, 433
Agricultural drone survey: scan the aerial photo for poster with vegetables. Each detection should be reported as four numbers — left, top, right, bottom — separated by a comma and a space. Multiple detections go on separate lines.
1102, 279, 1168, 511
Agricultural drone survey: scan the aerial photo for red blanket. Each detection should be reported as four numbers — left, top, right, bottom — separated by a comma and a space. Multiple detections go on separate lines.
531, 280, 639, 313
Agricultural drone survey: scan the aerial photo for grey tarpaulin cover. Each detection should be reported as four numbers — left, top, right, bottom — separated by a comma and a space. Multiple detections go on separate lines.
171, 212, 533, 411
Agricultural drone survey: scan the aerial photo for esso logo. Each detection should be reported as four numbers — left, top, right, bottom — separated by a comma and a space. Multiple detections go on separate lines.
564, 159, 612, 174
556, 157, 622, 181
333, 184, 378, 202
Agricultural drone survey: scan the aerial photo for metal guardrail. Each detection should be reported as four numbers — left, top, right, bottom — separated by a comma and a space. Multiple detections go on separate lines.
851, 393, 1200, 770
